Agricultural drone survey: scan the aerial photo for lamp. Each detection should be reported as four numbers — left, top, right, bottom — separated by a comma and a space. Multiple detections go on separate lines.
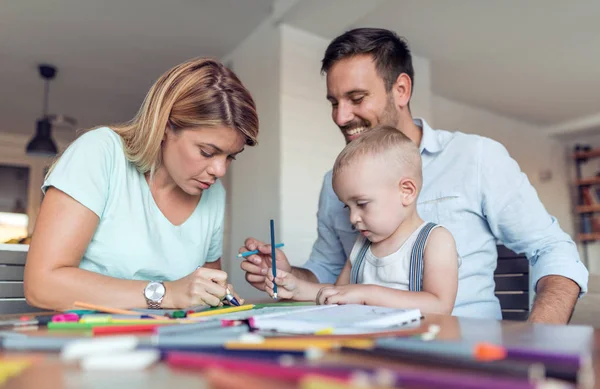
26, 64, 58, 156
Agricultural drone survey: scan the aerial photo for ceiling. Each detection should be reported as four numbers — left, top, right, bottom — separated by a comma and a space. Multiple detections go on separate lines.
285, 0, 600, 128
0, 0, 273, 137
2, 0, 600, 138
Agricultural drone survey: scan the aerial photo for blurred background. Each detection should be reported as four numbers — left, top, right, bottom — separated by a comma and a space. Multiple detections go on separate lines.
1, 0, 599, 303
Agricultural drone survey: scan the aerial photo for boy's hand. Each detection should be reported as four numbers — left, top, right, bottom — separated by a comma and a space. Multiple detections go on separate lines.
265, 268, 299, 300
317, 285, 371, 305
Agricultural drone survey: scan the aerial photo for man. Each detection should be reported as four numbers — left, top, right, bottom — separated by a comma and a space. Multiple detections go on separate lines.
241, 28, 588, 323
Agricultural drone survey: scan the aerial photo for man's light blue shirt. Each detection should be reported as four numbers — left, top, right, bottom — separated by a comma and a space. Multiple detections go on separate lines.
302, 118, 588, 319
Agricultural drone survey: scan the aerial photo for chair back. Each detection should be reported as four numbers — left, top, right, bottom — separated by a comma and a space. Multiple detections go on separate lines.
0, 246, 44, 314
495, 245, 530, 321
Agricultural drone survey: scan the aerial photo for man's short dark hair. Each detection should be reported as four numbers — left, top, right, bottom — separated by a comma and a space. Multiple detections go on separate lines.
321, 28, 414, 93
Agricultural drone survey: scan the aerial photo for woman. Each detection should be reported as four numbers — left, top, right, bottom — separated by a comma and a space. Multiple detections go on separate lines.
24, 58, 258, 310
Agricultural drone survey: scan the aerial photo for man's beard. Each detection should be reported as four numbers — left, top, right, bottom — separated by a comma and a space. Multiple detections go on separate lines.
340, 94, 400, 144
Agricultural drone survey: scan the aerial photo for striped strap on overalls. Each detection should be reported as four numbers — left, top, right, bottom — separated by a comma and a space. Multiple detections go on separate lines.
350, 222, 439, 292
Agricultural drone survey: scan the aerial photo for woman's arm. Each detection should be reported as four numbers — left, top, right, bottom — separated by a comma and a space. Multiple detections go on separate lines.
204, 259, 222, 270
24, 188, 150, 310
24, 188, 228, 310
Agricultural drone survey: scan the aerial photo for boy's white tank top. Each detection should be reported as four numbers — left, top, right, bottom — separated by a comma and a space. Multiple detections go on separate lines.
349, 222, 435, 290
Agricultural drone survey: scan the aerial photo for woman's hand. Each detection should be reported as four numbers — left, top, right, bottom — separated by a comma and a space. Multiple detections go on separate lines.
164, 268, 228, 308
223, 283, 245, 306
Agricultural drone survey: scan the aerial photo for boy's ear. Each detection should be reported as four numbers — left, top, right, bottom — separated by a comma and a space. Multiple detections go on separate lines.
399, 177, 418, 206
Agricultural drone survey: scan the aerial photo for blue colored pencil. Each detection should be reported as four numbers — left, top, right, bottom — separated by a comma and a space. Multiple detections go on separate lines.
236, 243, 284, 258
270, 219, 278, 300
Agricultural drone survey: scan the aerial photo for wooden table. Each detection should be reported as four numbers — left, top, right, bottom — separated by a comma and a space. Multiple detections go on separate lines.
1, 313, 598, 389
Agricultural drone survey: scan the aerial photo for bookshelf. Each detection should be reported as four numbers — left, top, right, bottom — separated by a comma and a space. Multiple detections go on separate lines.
579, 233, 600, 242
576, 204, 600, 214
573, 146, 600, 265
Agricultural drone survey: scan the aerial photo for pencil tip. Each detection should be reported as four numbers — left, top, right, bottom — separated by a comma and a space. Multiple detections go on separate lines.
273, 293, 278, 300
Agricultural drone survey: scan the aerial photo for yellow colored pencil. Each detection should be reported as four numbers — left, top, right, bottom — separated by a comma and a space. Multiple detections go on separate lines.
109, 319, 190, 324
187, 304, 255, 318
300, 375, 365, 389
225, 338, 373, 351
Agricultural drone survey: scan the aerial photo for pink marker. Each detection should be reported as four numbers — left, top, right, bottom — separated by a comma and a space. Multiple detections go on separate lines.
52, 313, 79, 322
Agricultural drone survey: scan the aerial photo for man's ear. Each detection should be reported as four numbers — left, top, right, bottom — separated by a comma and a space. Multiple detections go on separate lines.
391, 73, 412, 110
399, 177, 418, 206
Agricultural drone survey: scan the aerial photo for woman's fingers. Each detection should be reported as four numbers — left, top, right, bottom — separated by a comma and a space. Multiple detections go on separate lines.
200, 291, 222, 307
226, 284, 244, 305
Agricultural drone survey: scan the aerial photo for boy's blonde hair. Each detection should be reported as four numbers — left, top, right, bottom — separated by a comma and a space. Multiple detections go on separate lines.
332, 125, 422, 189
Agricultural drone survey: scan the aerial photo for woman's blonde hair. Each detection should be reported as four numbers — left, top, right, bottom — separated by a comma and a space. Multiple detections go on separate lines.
49, 58, 259, 177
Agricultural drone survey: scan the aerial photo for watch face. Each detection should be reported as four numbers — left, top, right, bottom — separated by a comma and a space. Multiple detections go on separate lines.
144, 282, 165, 301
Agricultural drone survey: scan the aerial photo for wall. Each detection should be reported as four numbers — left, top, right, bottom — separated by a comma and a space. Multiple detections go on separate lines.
279, 25, 343, 266
223, 21, 282, 299
432, 95, 596, 271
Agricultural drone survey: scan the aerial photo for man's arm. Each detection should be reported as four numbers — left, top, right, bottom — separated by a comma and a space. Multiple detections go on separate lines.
290, 267, 319, 283
479, 138, 588, 324
297, 171, 350, 284
528, 275, 580, 324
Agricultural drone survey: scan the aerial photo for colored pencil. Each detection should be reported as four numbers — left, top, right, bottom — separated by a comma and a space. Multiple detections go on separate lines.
167, 352, 350, 382
342, 346, 546, 381
187, 304, 254, 318
270, 219, 277, 299
373, 338, 581, 382
161, 348, 305, 360
300, 375, 374, 389
48, 321, 175, 330
376, 338, 506, 361
152, 335, 247, 349
225, 338, 374, 351
505, 345, 586, 369
203, 367, 296, 389
155, 319, 226, 336
1, 336, 80, 351
237, 243, 285, 258
166, 352, 540, 389
73, 301, 164, 320
92, 323, 166, 335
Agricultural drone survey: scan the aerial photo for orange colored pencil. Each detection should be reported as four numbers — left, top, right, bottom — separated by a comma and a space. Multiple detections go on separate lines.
73, 301, 165, 320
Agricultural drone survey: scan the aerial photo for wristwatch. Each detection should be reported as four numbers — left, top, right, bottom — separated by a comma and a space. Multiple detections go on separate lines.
143, 281, 166, 309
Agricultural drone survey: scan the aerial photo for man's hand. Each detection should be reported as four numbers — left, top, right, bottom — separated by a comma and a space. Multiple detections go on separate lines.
239, 237, 292, 292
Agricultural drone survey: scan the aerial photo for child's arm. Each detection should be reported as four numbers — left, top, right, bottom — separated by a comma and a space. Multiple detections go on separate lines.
267, 258, 353, 302
323, 228, 459, 314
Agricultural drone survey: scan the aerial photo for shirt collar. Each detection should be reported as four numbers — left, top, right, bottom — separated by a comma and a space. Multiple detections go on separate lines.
414, 117, 443, 154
